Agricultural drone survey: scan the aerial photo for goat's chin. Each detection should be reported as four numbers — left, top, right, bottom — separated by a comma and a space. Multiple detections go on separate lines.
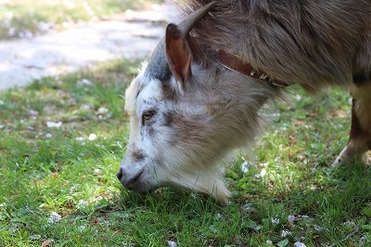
126, 176, 161, 195
139, 184, 229, 205
128, 183, 155, 195
165, 172, 229, 205
126, 169, 230, 204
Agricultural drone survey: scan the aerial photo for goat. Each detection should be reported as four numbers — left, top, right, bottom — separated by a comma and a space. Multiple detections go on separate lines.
117, 0, 371, 204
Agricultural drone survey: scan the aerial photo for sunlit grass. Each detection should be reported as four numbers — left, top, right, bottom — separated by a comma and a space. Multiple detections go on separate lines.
0, 59, 370, 246
0, 0, 162, 40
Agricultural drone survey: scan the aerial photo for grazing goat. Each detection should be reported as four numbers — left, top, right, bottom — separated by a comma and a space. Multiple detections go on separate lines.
117, 0, 371, 204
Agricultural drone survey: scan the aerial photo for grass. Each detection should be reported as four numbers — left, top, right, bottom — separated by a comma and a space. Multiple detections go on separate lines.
0, 0, 162, 40
0, 58, 370, 247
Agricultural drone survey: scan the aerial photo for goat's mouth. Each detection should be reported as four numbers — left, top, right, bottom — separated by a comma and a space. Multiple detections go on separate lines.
122, 170, 144, 190
121, 170, 159, 194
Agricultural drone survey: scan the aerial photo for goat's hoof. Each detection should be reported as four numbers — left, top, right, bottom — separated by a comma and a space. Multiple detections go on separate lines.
332, 147, 369, 167
332, 146, 347, 167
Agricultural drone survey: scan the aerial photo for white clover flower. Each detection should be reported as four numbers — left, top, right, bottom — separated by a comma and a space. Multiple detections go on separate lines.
294, 241, 306, 247
88, 133, 97, 141
76, 79, 92, 87
46, 121, 62, 128
314, 225, 324, 232
77, 199, 89, 209
271, 218, 280, 224
47, 212, 62, 224
75, 137, 85, 142
45, 133, 52, 139
281, 230, 291, 237
260, 168, 267, 177
96, 107, 109, 115
288, 215, 295, 224
167, 241, 176, 247
240, 161, 249, 173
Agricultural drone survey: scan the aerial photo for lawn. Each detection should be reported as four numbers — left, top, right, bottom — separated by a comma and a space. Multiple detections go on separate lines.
0, 58, 370, 246
0, 0, 161, 40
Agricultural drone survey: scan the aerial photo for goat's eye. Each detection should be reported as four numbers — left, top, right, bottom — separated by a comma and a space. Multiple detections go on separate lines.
142, 110, 155, 125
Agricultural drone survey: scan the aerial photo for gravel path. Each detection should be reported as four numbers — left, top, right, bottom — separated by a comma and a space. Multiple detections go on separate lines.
0, 2, 176, 90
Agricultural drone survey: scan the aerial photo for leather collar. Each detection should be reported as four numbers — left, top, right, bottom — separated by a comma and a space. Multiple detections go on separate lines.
216, 50, 293, 87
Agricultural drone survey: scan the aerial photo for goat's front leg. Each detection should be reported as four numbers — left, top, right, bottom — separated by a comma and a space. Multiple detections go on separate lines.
332, 83, 371, 166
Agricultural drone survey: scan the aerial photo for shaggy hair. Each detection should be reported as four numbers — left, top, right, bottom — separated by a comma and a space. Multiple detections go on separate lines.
183, 0, 371, 91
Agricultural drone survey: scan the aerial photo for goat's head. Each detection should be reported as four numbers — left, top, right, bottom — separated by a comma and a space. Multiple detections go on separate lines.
117, 1, 273, 204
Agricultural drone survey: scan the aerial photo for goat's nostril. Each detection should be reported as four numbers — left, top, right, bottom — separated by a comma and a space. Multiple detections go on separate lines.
117, 168, 123, 180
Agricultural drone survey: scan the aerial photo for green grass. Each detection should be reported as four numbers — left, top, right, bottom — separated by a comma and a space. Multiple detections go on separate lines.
0, 59, 370, 246
0, 0, 162, 40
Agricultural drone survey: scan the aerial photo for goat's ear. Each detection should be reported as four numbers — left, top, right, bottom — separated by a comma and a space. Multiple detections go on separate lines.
165, 23, 192, 94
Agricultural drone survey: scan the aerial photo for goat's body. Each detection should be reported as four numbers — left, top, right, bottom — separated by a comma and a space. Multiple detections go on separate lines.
186, 0, 371, 90
117, 1, 371, 203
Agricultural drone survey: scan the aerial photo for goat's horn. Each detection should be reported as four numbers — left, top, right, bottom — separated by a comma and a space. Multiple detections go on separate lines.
179, 1, 216, 34
145, 1, 216, 80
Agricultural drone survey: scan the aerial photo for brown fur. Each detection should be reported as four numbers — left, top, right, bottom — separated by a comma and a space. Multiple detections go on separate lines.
181, 0, 371, 165
183, 0, 371, 91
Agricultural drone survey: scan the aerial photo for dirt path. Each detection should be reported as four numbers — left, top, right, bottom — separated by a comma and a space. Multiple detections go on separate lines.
0, 2, 176, 90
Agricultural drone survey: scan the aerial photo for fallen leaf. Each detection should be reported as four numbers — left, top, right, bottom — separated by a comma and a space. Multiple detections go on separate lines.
41, 239, 53, 247
277, 238, 289, 247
